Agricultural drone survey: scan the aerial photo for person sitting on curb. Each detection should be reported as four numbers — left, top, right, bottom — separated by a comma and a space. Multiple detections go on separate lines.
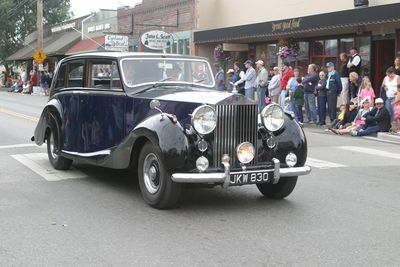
333, 98, 371, 135
351, 98, 391, 136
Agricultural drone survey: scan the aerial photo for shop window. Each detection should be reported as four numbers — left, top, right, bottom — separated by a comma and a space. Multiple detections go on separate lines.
357, 36, 371, 77
325, 39, 338, 56
340, 38, 354, 53
294, 41, 309, 70
311, 39, 339, 68
255, 44, 278, 70
314, 40, 324, 56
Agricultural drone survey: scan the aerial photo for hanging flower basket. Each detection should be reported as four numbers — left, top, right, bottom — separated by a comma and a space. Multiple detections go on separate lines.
213, 44, 231, 68
277, 38, 299, 59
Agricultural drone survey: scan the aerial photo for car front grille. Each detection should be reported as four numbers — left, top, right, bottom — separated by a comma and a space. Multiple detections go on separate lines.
213, 104, 258, 168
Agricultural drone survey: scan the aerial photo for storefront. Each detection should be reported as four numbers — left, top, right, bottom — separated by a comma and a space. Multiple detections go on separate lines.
66, 10, 129, 55
194, 3, 400, 92
6, 16, 89, 73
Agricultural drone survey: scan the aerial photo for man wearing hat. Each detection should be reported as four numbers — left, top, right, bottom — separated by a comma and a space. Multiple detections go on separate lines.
235, 60, 256, 100
326, 62, 342, 122
352, 98, 391, 136
268, 67, 281, 104
255, 60, 268, 112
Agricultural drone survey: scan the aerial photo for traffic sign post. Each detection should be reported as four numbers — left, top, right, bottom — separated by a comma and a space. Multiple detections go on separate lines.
33, 49, 47, 64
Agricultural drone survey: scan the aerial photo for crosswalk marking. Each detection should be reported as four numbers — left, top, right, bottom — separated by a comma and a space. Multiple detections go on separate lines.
337, 146, 400, 160
306, 157, 348, 169
11, 153, 87, 181
0, 144, 38, 150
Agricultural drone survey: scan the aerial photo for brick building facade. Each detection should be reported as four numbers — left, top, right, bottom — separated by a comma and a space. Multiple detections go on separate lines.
118, 0, 198, 54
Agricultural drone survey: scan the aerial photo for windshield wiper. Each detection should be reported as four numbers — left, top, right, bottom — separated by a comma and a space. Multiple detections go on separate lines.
132, 77, 173, 95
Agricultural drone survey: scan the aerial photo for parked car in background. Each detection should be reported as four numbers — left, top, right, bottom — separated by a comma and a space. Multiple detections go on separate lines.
33, 52, 311, 209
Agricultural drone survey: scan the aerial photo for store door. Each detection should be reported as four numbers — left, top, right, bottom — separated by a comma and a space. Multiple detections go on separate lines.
372, 39, 395, 96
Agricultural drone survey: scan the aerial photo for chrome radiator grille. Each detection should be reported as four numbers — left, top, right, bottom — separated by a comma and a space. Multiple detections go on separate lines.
213, 104, 258, 167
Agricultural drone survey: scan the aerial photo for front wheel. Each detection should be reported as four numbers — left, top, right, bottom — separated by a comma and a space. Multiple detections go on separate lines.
256, 177, 298, 199
138, 142, 181, 209
47, 128, 72, 170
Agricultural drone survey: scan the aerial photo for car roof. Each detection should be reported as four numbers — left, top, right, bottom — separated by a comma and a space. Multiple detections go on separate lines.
64, 52, 210, 61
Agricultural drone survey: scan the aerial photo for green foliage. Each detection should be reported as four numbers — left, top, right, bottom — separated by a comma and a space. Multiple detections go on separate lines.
0, 0, 73, 63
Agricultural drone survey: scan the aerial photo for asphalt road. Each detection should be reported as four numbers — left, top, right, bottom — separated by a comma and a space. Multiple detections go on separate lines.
0, 91, 399, 266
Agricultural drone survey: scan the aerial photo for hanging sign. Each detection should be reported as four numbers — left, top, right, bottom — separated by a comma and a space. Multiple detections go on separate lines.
141, 31, 172, 50
105, 35, 129, 51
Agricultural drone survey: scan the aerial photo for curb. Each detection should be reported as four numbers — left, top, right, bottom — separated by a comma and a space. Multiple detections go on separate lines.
376, 132, 400, 143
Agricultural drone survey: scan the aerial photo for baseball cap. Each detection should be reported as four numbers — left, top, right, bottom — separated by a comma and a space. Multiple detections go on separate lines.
244, 60, 253, 65
255, 60, 264, 65
326, 62, 335, 67
226, 69, 234, 74
375, 98, 384, 104
361, 97, 369, 104
273, 66, 279, 71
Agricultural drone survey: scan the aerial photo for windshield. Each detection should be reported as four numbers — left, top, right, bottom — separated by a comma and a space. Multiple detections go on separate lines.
120, 58, 215, 88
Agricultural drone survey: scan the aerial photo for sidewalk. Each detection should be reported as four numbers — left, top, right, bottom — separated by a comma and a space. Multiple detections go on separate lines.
302, 122, 400, 145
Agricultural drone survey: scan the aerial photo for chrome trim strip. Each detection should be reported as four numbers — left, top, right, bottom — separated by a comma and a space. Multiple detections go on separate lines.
280, 165, 312, 177
61, 149, 111, 157
171, 165, 311, 185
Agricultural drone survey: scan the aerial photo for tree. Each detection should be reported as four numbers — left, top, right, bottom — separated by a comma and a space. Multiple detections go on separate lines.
0, 0, 73, 73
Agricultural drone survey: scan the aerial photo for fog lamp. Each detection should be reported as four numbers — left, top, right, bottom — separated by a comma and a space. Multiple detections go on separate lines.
285, 152, 297, 167
196, 156, 209, 172
236, 142, 255, 164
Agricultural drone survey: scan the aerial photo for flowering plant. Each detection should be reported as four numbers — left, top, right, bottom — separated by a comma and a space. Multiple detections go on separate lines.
277, 38, 299, 58
213, 44, 231, 68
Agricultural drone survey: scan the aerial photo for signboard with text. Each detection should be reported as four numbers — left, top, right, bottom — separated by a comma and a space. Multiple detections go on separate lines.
105, 35, 129, 51
141, 31, 172, 50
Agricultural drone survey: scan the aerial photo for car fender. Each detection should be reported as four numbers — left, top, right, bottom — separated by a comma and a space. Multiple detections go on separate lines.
33, 99, 63, 146
131, 114, 190, 171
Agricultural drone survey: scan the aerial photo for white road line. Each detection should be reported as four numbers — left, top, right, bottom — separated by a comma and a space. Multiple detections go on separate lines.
306, 157, 348, 169
0, 144, 38, 149
337, 146, 400, 160
11, 153, 87, 181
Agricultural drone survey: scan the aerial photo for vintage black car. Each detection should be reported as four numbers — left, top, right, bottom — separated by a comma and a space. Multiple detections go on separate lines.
33, 52, 311, 208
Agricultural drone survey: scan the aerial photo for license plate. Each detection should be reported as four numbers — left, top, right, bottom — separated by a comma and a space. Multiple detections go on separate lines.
230, 170, 273, 186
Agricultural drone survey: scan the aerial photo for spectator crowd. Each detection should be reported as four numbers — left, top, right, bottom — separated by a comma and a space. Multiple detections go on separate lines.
215, 48, 400, 136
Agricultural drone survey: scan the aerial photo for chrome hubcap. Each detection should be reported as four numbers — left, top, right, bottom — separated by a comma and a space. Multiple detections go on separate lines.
49, 133, 58, 160
143, 153, 160, 194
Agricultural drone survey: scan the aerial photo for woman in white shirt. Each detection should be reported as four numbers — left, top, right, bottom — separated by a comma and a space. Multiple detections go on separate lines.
381, 67, 400, 122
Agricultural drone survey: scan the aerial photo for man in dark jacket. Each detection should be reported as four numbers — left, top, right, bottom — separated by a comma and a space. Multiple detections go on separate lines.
352, 98, 391, 136
302, 64, 319, 123
326, 62, 342, 122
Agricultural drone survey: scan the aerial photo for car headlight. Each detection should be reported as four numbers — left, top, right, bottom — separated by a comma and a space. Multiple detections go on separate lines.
191, 105, 217, 135
236, 142, 255, 164
261, 104, 285, 132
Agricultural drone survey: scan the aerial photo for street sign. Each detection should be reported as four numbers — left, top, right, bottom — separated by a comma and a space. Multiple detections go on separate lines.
33, 49, 47, 64
141, 31, 172, 50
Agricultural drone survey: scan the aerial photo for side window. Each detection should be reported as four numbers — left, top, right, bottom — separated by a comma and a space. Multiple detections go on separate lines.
54, 64, 66, 88
89, 60, 121, 89
67, 61, 85, 88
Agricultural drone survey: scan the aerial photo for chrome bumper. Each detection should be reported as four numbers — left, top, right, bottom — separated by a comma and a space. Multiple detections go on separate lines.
171, 158, 312, 188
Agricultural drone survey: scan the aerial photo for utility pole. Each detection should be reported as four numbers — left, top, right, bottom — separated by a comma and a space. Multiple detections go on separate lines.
36, 0, 43, 86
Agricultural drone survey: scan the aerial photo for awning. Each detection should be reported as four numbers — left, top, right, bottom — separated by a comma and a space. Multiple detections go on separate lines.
65, 36, 105, 55
6, 30, 81, 61
194, 3, 400, 43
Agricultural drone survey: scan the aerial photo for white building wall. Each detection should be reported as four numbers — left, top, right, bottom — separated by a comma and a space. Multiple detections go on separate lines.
198, 0, 400, 30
